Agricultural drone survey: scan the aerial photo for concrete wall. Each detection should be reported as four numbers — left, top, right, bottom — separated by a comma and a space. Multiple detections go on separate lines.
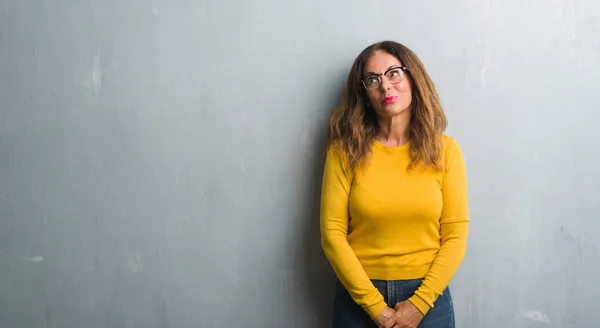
1, 1, 599, 327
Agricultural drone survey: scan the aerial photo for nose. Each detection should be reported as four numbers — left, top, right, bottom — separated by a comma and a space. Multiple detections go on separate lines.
379, 75, 392, 90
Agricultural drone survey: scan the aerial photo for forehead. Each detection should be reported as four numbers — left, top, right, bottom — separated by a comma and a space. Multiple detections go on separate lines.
363, 51, 402, 74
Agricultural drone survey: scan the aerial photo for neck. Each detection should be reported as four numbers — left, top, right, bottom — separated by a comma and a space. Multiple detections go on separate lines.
377, 111, 411, 146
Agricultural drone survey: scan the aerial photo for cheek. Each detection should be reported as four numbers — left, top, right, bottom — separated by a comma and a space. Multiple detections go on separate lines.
395, 82, 411, 94
404, 93, 413, 107
394, 87, 412, 110
366, 91, 380, 104
396, 84, 412, 101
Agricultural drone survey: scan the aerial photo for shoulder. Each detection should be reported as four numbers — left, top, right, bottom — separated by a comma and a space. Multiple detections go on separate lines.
325, 140, 346, 160
325, 139, 361, 177
441, 134, 461, 151
325, 140, 349, 167
441, 134, 465, 167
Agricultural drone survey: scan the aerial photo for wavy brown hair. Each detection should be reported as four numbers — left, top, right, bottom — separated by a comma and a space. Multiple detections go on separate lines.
326, 40, 447, 171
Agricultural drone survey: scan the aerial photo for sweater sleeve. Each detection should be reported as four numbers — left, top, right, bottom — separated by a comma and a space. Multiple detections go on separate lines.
320, 145, 387, 319
408, 137, 470, 315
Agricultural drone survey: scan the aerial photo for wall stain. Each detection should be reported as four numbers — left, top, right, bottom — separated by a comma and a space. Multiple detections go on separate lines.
44, 306, 52, 328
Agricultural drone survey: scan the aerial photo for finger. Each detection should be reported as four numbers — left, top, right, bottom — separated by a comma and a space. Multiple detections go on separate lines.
379, 320, 393, 328
393, 301, 404, 311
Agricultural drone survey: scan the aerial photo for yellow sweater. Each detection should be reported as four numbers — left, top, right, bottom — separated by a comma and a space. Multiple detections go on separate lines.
320, 135, 469, 318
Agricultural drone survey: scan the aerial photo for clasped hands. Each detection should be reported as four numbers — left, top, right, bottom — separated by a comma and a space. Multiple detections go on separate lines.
373, 300, 424, 328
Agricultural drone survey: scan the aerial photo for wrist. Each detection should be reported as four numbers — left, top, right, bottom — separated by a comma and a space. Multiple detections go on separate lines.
366, 301, 388, 319
408, 295, 431, 316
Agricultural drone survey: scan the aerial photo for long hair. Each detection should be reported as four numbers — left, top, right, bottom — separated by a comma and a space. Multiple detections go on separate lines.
326, 41, 447, 171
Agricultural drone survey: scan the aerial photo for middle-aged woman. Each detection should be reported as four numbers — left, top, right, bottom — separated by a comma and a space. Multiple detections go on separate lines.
320, 40, 470, 328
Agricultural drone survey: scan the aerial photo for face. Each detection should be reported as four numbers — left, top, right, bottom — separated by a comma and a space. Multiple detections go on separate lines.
362, 51, 412, 118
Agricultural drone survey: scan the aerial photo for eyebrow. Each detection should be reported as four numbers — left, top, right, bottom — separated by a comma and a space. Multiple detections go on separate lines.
363, 65, 403, 76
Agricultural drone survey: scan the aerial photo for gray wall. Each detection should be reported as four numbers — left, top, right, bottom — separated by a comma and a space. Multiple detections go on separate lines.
1, 1, 599, 327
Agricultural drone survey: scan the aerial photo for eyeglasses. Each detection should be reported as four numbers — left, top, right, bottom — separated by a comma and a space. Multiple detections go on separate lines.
361, 66, 408, 91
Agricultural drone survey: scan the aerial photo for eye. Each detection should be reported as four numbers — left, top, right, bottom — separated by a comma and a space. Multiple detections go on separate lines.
388, 69, 401, 77
365, 76, 379, 84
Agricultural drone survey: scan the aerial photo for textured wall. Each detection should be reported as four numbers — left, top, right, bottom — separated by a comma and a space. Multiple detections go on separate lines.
1, 1, 599, 327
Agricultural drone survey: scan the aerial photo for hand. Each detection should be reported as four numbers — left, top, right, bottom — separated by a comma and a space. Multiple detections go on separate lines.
391, 301, 424, 328
373, 306, 397, 328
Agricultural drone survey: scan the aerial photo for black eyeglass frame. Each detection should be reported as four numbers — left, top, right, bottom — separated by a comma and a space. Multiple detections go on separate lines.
360, 66, 409, 90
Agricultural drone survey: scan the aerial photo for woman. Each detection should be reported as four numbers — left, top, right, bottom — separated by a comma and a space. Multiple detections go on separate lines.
320, 40, 469, 328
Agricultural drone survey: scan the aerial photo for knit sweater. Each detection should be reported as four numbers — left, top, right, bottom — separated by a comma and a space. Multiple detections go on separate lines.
320, 135, 469, 318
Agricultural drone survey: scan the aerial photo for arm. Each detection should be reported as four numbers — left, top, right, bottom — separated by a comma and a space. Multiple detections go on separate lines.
320, 145, 387, 319
408, 137, 470, 315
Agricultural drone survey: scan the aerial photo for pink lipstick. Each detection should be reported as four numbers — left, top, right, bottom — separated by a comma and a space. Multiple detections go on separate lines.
383, 96, 397, 104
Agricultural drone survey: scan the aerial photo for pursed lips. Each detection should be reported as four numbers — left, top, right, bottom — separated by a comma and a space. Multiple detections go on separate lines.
383, 96, 397, 104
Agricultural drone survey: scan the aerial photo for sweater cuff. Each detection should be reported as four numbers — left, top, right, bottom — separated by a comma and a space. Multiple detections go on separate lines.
408, 294, 432, 315
365, 300, 388, 319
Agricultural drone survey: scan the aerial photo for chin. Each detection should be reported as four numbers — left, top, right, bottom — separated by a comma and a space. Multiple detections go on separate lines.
378, 104, 410, 117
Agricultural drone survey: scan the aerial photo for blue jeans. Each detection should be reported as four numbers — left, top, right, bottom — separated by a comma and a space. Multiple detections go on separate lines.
332, 279, 455, 328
